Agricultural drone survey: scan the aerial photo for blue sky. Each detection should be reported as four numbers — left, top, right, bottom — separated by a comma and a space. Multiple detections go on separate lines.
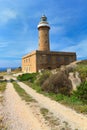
0, 0, 87, 67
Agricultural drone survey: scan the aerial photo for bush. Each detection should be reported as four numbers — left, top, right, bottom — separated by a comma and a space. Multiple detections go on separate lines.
73, 81, 87, 104
74, 62, 87, 82
42, 70, 72, 95
0, 76, 3, 79
35, 70, 51, 85
17, 73, 38, 83
10, 79, 15, 82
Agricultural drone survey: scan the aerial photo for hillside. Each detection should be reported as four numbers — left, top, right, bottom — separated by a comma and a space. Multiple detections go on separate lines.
0, 60, 87, 130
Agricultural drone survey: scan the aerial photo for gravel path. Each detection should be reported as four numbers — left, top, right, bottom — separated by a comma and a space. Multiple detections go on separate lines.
3, 82, 50, 130
17, 81, 87, 130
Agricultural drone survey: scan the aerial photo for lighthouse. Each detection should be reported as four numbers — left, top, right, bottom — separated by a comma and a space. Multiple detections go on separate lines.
22, 15, 76, 73
37, 15, 50, 51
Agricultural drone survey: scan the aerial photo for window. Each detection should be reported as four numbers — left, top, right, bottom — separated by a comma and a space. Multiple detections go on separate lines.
48, 56, 51, 62
64, 57, 69, 61
57, 57, 61, 62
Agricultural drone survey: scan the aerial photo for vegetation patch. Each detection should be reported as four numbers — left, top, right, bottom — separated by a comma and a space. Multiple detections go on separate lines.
13, 82, 37, 103
0, 81, 7, 93
35, 70, 51, 86
40, 108, 71, 130
0, 116, 7, 130
0, 81, 7, 130
73, 81, 87, 104
40, 108, 60, 129
44, 93, 87, 114
23, 80, 87, 114
0, 72, 7, 77
23, 81, 42, 93
42, 71, 72, 95
17, 73, 38, 83
74, 60, 87, 82
17, 61, 87, 114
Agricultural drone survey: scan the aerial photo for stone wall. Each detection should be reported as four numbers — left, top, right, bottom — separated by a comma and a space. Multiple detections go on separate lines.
36, 51, 76, 72
38, 27, 50, 51
22, 51, 37, 73
22, 50, 76, 73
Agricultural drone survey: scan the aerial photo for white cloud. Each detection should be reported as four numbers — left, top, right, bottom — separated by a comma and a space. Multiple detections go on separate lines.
50, 15, 73, 25
0, 9, 17, 25
62, 39, 87, 59
0, 42, 8, 48
51, 25, 65, 35
50, 37, 75, 51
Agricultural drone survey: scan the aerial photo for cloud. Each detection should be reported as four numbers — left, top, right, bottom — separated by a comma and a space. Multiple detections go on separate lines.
50, 37, 75, 51
50, 16, 71, 25
0, 9, 17, 25
62, 39, 87, 59
0, 0, 87, 67
51, 25, 66, 35
0, 41, 8, 48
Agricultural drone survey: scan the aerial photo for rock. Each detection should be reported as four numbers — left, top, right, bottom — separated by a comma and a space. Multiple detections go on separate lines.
69, 72, 81, 90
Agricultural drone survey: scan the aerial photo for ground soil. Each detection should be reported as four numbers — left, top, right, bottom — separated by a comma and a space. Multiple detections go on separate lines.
1, 75, 87, 130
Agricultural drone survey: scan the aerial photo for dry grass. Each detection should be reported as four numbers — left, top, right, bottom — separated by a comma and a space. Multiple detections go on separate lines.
40, 108, 72, 130
0, 81, 7, 130
0, 82, 7, 93
13, 82, 37, 103
0, 72, 7, 76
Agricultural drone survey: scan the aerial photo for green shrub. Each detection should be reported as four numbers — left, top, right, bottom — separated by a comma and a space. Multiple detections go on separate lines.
35, 70, 51, 85
0, 76, 3, 79
77, 60, 87, 65
17, 73, 38, 83
74, 62, 87, 82
42, 71, 72, 95
73, 81, 87, 103
10, 79, 15, 82
0, 81, 6, 92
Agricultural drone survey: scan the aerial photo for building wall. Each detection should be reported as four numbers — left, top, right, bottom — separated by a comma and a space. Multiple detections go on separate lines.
22, 51, 76, 73
36, 51, 76, 71
22, 52, 37, 73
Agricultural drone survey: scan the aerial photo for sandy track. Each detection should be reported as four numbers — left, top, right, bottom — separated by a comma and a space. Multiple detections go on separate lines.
17, 81, 87, 130
3, 82, 50, 130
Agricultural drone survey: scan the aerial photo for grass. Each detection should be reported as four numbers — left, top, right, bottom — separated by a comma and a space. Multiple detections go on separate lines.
40, 108, 60, 129
0, 81, 7, 93
74, 61, 87, 82
0, 72, 7, 76
13, 82, 37, 103
44, 93, 87, 114
0, 115, 7, 130
23, 81, 42, 93
40, 108, 71, 130
0, 81, 7, 102
0, 81, 7, 130
40, 108, 49, 116
23, 81, 87, 114
17, 73, 38, 82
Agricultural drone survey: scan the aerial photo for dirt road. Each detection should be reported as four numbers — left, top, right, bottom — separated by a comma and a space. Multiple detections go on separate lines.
2, 82, 50, 130
2, 75, 87, 130
17, 81, 87, 130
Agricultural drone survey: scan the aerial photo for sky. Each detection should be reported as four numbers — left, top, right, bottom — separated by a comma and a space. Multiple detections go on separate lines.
0, 0, 87, 67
